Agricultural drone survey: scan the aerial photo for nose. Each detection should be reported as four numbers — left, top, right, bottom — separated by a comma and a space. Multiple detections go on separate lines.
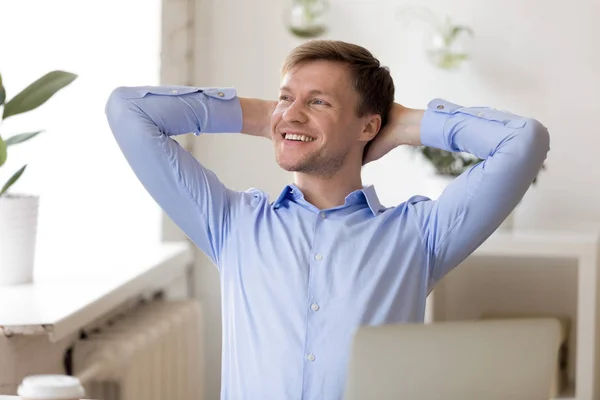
282, 100, 308, 124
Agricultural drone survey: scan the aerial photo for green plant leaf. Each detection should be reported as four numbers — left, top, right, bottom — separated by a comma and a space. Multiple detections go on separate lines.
0, 164, 27, 196
2, 70, 77, 120
0, 136, 6, 167
417, 145, 543, 187
449, 25, 473, 41
418, 146, 481, 176
0, 72, 5, 105
5, 130, 43, 146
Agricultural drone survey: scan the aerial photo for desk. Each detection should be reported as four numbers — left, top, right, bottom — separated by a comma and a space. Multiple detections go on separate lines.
426, 230, 600, 400
0, 241, 193, 342
0, 241, 194, 396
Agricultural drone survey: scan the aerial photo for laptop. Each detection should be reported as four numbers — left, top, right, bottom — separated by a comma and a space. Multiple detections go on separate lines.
344, 318, 561, 400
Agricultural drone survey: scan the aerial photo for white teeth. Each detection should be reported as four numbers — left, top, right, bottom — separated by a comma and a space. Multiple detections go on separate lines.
284, 133, 315, 142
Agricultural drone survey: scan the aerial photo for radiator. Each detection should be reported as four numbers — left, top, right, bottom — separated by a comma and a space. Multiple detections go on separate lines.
71, 299, 204, 400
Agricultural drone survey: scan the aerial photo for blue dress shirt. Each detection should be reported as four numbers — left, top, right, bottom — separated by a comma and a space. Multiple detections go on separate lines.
105, 86, 549, 400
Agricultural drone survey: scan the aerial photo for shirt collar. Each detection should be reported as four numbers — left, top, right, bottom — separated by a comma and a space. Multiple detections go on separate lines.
359, 185, 384, 215
273, 184, 384, 216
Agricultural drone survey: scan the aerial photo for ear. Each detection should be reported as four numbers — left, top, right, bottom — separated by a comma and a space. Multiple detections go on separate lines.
359, 114, 382, 143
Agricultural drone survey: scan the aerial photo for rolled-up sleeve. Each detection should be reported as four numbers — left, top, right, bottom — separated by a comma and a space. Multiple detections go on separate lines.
413, 99, 550, 287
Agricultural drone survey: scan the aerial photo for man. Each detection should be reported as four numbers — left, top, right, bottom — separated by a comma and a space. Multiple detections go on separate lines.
105, 40, 549, 399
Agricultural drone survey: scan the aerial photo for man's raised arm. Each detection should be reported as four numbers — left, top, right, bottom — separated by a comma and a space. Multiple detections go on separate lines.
388, 100, 550, 286
104, 86, 273, 265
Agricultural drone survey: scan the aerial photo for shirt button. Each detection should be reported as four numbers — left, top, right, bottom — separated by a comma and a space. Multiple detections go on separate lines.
314, 253, 323, 261
320, 212, 327, 219
217, 91, 225, 97
477, 112, 485, 117
170, 89, 178, 94
307, 354, 316, 362
311, 303, 320, 312
436, 104, 444, 110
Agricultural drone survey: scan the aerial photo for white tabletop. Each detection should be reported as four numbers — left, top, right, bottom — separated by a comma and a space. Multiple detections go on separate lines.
0, 241, 193, 342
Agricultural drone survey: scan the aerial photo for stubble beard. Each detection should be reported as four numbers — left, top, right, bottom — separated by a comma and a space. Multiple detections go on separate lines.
276, 146, 349, 178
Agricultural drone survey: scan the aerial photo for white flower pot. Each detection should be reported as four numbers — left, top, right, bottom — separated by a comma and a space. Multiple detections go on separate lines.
0, 195, 39, 286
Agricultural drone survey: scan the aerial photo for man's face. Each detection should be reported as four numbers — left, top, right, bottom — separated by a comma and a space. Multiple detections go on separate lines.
270, 60, 371, 177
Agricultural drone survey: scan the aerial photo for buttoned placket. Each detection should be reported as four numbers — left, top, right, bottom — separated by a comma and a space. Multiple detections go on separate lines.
310, 211, 325, 319
302, 209, 328, 393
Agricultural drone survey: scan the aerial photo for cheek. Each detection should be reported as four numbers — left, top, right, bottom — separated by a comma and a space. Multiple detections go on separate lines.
271, 105, 286, 122
270, 113, 282, 136
272, 103, 288, 120
318, 120, 344, 141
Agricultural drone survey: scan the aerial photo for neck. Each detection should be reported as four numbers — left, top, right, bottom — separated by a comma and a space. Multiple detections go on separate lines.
293, 157, 363, 210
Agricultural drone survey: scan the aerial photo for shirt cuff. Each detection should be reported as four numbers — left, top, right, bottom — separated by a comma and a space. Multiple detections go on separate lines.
201, 87, 243, 134
420, 98, 463, 152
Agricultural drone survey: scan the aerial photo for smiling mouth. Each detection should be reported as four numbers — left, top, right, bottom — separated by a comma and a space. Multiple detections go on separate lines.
283, 133, 316, 142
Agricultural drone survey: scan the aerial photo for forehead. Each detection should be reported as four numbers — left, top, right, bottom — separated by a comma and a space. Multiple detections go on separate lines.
280, 60, 353, 97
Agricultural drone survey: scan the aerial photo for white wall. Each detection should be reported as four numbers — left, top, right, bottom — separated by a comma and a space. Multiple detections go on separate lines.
199, 0, 600, 229
192, 0, 600, 397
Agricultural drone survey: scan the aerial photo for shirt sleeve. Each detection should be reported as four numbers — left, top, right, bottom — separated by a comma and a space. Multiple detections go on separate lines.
412, 99, 550, 287
104, 85, 243, 265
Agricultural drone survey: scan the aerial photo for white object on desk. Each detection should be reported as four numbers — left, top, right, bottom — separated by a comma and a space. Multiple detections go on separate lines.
17, 375, 85, 399
0, 195, 40, 286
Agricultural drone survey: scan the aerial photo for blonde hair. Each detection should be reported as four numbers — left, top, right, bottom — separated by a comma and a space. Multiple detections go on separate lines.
282, 40, 395, 128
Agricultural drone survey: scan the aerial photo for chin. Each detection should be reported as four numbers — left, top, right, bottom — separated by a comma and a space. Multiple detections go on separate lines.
275, 151, 310, 172
275, 158, 302, 172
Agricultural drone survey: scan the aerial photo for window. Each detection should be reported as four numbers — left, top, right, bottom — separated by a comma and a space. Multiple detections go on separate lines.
0, 0, 162, 275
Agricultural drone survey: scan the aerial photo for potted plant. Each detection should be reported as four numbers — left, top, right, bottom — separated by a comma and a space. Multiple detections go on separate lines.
284, 0, 330, 39
396, 5, 474, 71
418, 146, 545, 230
0, 70, 77, 286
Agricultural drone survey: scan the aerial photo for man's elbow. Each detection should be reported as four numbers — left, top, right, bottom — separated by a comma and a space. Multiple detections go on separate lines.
520, 118, 550, 161
105, 87, 136, 127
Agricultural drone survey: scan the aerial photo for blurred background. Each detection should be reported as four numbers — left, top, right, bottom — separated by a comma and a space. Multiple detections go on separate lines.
1, 0, 599, 399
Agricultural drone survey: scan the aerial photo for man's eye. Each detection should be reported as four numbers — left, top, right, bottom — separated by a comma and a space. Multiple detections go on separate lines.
312, 99, 328, 105
279, 95, 292, 102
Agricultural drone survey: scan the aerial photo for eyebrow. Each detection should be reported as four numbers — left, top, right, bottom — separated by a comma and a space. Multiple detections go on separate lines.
279, 86, 335, 97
